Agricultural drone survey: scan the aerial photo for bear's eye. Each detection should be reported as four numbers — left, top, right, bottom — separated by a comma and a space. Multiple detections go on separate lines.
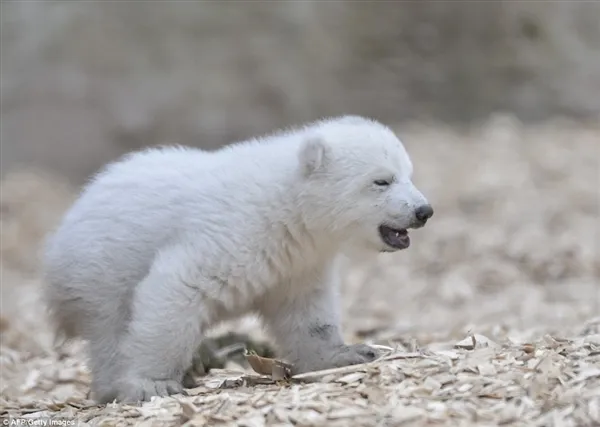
373, 179, 391, 187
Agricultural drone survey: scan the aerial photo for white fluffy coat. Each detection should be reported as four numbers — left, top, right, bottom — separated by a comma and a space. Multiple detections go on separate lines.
43, 116, 432, 403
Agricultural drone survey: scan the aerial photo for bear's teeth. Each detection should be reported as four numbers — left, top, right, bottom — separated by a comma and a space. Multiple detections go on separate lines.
394, 231, 400, 237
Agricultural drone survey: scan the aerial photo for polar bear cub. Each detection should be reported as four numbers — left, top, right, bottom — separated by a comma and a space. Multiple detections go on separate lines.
43, 116, 433, 403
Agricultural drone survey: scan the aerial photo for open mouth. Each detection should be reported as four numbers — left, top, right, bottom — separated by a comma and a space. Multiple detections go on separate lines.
378, 225, 410, 250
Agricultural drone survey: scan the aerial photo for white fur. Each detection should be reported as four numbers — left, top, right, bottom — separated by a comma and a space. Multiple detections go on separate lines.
43, 115, 431, 403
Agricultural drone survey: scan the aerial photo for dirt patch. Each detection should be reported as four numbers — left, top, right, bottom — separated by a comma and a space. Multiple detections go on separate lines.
1, 117, 599, 426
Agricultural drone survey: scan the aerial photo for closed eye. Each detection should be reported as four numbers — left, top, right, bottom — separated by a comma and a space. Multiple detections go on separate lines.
373, 179, 392, 187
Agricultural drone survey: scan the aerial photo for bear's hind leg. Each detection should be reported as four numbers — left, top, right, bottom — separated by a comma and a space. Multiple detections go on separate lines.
100, 255, 208, 403
88, 329, 127, 403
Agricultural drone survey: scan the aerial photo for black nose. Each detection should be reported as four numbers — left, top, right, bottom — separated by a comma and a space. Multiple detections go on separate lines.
415, 204, 434, 222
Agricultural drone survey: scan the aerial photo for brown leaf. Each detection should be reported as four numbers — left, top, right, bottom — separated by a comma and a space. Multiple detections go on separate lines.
244, 350, 292, 380
245, 350, 274, 376
271, 360, 292, 381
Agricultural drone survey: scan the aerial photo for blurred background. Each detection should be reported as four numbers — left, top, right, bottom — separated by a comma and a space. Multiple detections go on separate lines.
2, 1, 600, 182
1, 0, 599, 407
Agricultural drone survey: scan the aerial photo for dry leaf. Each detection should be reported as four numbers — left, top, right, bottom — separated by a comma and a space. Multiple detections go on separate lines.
271, 360, 292, 381
245, 350, 275, 376
244, 350, 292, 380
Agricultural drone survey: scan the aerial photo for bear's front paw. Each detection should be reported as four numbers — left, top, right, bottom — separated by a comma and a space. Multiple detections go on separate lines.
102, 377, 185, 404
329, 344, 381, 368
291, 344, 381, 374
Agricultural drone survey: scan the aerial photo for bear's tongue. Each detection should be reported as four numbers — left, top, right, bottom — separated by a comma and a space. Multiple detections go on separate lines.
380, 225, 410, 249
389, 229, 409, 247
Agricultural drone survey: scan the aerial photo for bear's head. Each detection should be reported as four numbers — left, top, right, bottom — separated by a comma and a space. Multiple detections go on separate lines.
298, 116, 433, 253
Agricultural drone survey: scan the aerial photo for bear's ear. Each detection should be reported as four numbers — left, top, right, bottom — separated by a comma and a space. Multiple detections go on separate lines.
299, 136, 329, 176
